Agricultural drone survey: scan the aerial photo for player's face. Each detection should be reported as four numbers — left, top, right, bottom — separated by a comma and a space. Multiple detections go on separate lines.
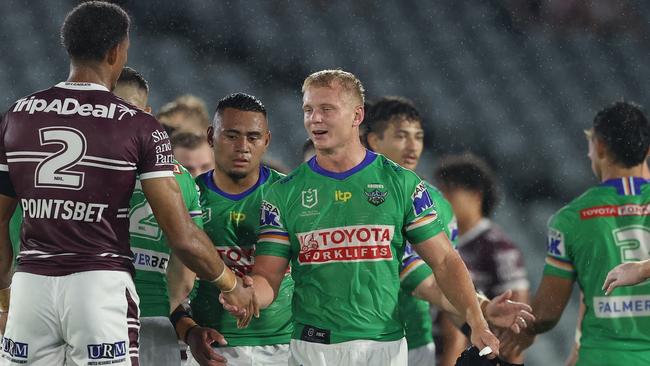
210, 108, 270, 180
439, 185, 482, 225
173, 143, 214, 178
303, 83, 362, 153
368, 119, 424, 170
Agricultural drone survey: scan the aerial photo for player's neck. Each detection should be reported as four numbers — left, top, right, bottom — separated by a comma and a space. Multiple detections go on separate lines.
67, 63, 113, 90
212, 166, 260, 195
315, 142, 367, 173
599, 163, 645, 182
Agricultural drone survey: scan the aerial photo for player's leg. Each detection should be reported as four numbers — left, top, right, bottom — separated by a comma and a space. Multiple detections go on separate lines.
0, 272, 65, 365
138, 317, 182, 366
289, 339, 407, 366
61, 271, 140, 366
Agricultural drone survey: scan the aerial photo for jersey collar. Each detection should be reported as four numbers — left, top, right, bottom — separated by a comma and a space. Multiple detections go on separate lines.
203, 165, 270, 201
308, 150, 377, 180
55, 81, 110, 92
600, 177, 649, 196
456, 218, 492, 248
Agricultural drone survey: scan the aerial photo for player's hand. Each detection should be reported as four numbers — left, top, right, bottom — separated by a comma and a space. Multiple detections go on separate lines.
186, 326, 228, 366
499, 327, 535, 358
219, 276, 259, 328
469, 323, 500, 359
603, 261, 648, 295
484, 290, 535, 333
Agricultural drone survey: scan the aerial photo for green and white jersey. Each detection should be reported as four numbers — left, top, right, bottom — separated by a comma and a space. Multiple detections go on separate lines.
191, 166, 294, 347
256, 151, 444, 344
544, 177, 650, 354
399, 182, 458, 350
129, 161, 203, 317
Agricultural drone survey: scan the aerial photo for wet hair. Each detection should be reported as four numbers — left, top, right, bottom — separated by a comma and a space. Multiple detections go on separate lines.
215, 93, 267, 118
170, 132, 206, 149
362, 96, 421, 148
61, 1, 130, 62
117, 66, 148, 94
434, 153, 499, 217
592, 101, 650, 168
302, 69, 365, 105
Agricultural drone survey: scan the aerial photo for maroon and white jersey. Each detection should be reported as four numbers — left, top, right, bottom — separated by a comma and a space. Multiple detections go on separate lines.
0, 82, 174, 276
457, 219, 529, 298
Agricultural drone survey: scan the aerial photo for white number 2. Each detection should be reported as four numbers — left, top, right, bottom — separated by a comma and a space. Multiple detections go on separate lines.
613, 226, 650, 262
35, 127, 87, 190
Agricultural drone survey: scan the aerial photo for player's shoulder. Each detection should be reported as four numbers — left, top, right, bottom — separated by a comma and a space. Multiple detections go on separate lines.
265, 165, 286, 184
548, 186, 602, 229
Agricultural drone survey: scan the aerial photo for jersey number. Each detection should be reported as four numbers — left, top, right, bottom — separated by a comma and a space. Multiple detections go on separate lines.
35, 127, 87, 190
613, 226, 650, 262
129, 184, 163, 240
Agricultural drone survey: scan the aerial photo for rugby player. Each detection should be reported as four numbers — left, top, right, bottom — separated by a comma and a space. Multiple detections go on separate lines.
501, 101, 650, 365
176, 93, 294, 366
170, 132, 215, 178
114, 66, 201, 366
0, 2, 254, 365
225, 70, 500, 365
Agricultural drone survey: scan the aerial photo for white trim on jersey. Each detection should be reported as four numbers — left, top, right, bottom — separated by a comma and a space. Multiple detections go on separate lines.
54, 81, 110, 92
0, 164, 7, 172
139, 171, 174, 180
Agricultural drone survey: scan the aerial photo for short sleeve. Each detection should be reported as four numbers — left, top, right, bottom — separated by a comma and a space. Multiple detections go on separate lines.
0, 113, 15, 197
255, 185, 291, 259
543, 211, 577, 280
174, 163, 203, 229
137, 116, 174, 180
404, 177, 444, 245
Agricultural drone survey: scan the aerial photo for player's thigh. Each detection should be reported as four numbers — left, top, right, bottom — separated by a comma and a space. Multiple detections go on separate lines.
289, 339, 407, 366
250, 344, 290, 366
0, 272, 65, 365
139, 317, 181, 366
578, 348, 650, 366
61, 271, 140, 366
407, 342, 435, 366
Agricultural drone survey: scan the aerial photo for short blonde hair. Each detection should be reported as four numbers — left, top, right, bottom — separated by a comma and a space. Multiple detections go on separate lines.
302, 69, 365, 105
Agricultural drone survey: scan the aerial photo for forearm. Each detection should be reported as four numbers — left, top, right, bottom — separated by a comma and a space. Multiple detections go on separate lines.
167, 255, 196, 313
250, 274, 279, 309
167, 224, 228, 284
641, 259, 650, 279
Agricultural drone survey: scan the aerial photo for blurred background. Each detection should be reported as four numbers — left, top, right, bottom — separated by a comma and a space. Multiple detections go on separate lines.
2, 0, 649, 364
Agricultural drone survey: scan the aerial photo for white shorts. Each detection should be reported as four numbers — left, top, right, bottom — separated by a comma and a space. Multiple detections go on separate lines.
139, 317, 181, 366
185, 344, 289, 366
288, 338, 407, 366
407, 342, 435, 366
0, 271, 140, 366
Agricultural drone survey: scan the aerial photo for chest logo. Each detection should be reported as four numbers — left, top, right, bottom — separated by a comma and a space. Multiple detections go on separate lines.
302, 188, 318, 208
365, 184, 388, 206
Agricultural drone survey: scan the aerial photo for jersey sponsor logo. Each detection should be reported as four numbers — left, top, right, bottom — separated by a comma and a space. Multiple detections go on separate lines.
172, 164, 182, 174
594, 295, 650, 318
216, 246, 254, 276
334, 190, 352, 202
21, 198, 107, 222
230, 211, 246, 223
580, 204, 650, 219
260, 201, 282, 227
1, 337, 28, 359
365, 184, 388, 206
412, 182, 433, 215
547, 228, 565, 257
87, 341, 126, 360
132, 248, 169, 273
296, 224, 395, 264
301, 188, 318, 208
12, 96, 136, 121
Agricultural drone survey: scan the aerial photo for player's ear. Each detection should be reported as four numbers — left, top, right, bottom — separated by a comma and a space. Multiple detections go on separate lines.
207, 126, 215, 148
593, 136, 608, 160
264, 130, 271, 149
144, 106, 152, 114
352, 105, 364, 127
106, 44, 119, 66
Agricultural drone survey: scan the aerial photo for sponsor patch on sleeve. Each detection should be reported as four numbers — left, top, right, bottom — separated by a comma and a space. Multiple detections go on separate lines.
260, 200, 282, 228
547, 228, 565, 257
412, 182, 434, 216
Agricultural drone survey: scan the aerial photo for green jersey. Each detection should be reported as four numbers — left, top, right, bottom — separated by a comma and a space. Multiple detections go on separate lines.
399, 182, 458, 350
544, 177, 650, 362
191, 166, 294, 347
129, 161, 203, 317
256, 151, 443, 344
10, 206, 22, 261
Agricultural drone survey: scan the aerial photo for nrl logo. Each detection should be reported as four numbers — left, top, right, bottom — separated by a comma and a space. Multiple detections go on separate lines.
364, 184, 388, 206
301, 188, 318, 208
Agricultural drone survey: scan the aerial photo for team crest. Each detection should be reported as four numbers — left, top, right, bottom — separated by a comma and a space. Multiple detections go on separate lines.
301, 188, 318, 208
365, 184, 388, 206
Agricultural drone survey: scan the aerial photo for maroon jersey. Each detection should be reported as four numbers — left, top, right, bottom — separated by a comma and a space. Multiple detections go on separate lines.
0, 82, 174, 276
457, 219, 529, 298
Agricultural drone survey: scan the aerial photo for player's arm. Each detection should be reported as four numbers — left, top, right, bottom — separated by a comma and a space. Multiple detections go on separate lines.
603, 259, 650, 294
250, 255, 290, 308
169, 303, 228, 366
438, 313, 469, 366
0, 192, 17, 334
167, 253, 196, 313
530, 275, 574, 334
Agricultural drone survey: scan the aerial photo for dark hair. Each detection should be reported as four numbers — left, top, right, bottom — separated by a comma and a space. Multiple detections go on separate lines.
592, 101, 650, 168
170, 132, 206, 149
61, 1, 130, 62
362, 97, 421, 149
215, 93, 267, 118
117, 66, 149, 94
434, 153, 499, 217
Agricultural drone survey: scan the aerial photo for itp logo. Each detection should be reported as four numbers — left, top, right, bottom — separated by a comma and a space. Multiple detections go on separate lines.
87, 341, 126, 360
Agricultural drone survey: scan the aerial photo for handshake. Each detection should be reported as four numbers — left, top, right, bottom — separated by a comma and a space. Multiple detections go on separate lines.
218, 275, 260, 328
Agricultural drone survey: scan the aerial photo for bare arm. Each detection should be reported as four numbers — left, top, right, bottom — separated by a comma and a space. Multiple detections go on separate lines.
531, 276, 574, 334
438, 313, 469, 366
250, 255, 290, 308
167, 253, 196, 313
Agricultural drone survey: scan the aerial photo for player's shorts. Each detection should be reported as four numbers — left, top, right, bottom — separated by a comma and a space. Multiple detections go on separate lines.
0, 271, 140, 366
139, 317, 181, 366
185, 344, 289, 366
288, 338, 407, 366
577, 347, 650, 366
407, 342, 435, 366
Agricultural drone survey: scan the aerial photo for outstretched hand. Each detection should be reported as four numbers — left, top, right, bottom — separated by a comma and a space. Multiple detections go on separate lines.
219, 275, 259, 328
603, 262, 648, 295
499, 327, 535, 359
485, 290, 535, 334
186, 326, 228, 366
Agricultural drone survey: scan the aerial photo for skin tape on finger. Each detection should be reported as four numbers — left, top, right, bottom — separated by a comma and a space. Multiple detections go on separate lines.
479, 346, 493, 357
